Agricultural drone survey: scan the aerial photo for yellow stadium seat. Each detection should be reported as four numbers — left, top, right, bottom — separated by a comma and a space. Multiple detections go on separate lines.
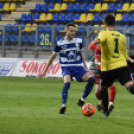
1, 0, 5, 2
70, 0, 75, 1
101, 3, 108, 12
9, 3, 16, 11
86, 13, 94, 22
79, 14, 87, 23
94, 3, 101, 12
35, 13, 46, 22
63, 0, 69, 1
110, 0, 117, 1
31, 23, 37, 32
121, 3, 130, 12
103, 0, 109, 1
46, 13, 53, 21
7, 0, 12, 1
22, 24, 31, 32
100, 25, 105, 32
130, 3, 134, 12
115, 14, 122, 22
94, 25, 100, 33
61, 3, 67, 11
2, 3, 10, 12
12, 0, 18, 1
53, 3, 61, 12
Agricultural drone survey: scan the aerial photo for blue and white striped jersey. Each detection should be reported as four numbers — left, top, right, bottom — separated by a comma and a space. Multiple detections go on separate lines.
53, 38, 84, 67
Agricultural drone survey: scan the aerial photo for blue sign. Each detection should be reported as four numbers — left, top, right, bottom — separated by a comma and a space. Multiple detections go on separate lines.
38, 33, 52, 47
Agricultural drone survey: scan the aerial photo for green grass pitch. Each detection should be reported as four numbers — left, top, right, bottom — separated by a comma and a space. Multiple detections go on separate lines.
0, 76, 134, 134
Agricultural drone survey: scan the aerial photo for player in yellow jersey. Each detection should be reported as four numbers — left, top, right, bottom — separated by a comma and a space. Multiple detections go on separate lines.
88, 13, 134, 116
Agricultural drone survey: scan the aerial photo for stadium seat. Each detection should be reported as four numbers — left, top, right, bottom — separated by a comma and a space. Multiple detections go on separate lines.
121, 3, 130, 12
67, 3, 74, 12
115, 3, 123, 12
52, 3, 61, 12
46, 13, 53, 22
0, 3, 3, 11
53, 13, 59, 22
129, 14, 134, 23
77, 24, 86, 33
101, 14, 106, 22
74, 3, 81, 12
66, 13, 73, 22
57, 35, 63, 41
35, 13, 46, 23
38, 24, 44, 32
9, 3, 16, 11
59, 13, 65, 22
22, 23, 31, 32
74, 13, 80, 22
108, 3, 115, 12
79, 14, 87, 23
123, 25, 129, 28
94, 3, 101, 12
30, 4, 41, 12
12, 24, 19, 32
31, 23, 37, 32
44, 23, 51, 32
61, 3, 67, 11
0, 34, 2, 43
26, 13, 33, 23
88, 3, 94, 12
115, 14, 122, 23
29, 34, 35, 44
52, 23, 58, 32
6, 34, 10, 43
130, 3, 134, 12
57, 24, 65, 32
93, 14, 101, 23
41, 3, 48, 12
33, 13, 39, 21
79, 35, 84, 41
101, 3, 108, 12
6, 23, 12, 32
87, 13, 94, 23
81, 3, 88, 12
16, 13, 26, 23
2, 3, 10, 12
122, 14, 129, 23
22, 34, 29, 43
10, 34, 17, 43
20, 23, 25, 30
48, 3, 54, 11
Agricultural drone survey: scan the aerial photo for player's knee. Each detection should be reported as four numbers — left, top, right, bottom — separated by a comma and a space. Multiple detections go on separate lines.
128, 84, 134, 94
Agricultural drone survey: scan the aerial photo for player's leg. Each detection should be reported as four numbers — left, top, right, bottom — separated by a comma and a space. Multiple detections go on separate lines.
76, 68, 95, 107
60, 68, 72, 114
109, 83, 116, 112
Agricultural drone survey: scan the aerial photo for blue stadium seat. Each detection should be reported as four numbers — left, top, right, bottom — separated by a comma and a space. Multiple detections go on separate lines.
44, 23, 51, 32
96, 0, 102, 2
129, 14, 134, 23
6, 34, 10, 43
59, 13, 66, 22
20, 23, 25, 30
22, 34, 29, 43
89, 0, 95, 2
101, 14, 106, 22
16, 13, 26, 23
93, 14, 101, 23
16, 35, 19, 43
66, 13, 73, 22
116, 25, 121, 27
57, 35, 63, 41
29, 34, 35, 44
67, 3, 74, 12
53, 13, 59, 22
12, 24, 19, 32
0, 3, 3, 10
81, 3, 88, 12
79, 35, 84, 41
108, 3, 115, 12
48, 3, 54, 11
115, 3, 122, 12
10, 34, 17, 43
73, 13, 80, 22
41, 3, 48, 12
122, 14, 129, 23
6, 24, 12, 32
116, 25, 121, 33
38, 24, 44, 32
77, 24, 86, 33
33, 13, 39, 21
57, 0, 62, 2
30, 4, 41, 12
0, 34, 2, 43
88, 3, 94, 12
74, 3, 81, 12
26, 13, 33, 23
123, 25, 129, 28
52, 23, 58, 32
57, 24, 64, 32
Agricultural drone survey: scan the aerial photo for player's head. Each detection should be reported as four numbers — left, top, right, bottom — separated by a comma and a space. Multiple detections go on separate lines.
103, 13, 116, 28
66, 23, 76, 40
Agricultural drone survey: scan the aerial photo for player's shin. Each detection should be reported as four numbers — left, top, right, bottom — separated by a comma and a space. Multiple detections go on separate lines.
109, 86, 116, 103
100, 88, 109, 112
81, 77, 95, 100
62, 82, 70, 107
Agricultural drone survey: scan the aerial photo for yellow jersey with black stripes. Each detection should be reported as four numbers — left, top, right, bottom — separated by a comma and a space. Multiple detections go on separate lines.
96, 30, 128, 71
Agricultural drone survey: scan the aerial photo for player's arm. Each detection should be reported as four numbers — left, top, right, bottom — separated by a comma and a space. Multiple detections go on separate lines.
128, 56, 134, 63
88, 39, 100, 50
95, 58, 101, 66
80, 51, 94, 75
37, 53, 56, 78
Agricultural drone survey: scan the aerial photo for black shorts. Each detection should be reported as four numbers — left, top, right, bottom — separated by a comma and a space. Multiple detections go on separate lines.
101, 66, 132, 88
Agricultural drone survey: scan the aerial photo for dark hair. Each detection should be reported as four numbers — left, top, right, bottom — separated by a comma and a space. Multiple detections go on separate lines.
104, 13, 115, 26
66, 22, 76, 29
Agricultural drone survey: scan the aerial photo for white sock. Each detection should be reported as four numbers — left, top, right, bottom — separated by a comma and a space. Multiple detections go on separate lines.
109, 102, 114, 106
81, 97, 85, 101
62, 104, 66, 107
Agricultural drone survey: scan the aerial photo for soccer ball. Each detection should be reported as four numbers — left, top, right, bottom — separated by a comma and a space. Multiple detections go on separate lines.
82, 103, 95, 116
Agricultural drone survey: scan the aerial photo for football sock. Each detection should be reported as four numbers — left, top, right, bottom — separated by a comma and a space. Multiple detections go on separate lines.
100, 88, 108, 112
82, 77, 95, 99
109, 86, 116, 103
62, 82, 70, 105
95, 92, 101, 101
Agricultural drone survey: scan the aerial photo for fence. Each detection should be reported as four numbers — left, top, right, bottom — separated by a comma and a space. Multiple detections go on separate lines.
0, 25, 134, 60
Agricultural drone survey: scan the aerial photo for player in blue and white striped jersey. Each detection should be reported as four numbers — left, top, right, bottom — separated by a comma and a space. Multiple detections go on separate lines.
37, 23, 95, 114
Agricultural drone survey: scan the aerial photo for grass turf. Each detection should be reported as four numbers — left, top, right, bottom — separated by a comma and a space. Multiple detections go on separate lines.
0, 76, 134, 134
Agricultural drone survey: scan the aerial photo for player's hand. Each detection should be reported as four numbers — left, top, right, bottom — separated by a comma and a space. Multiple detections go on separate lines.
130, 59, 134, 63
88, 69, 94, 76
88, 41, 96, 50
37, 72, 46, 78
